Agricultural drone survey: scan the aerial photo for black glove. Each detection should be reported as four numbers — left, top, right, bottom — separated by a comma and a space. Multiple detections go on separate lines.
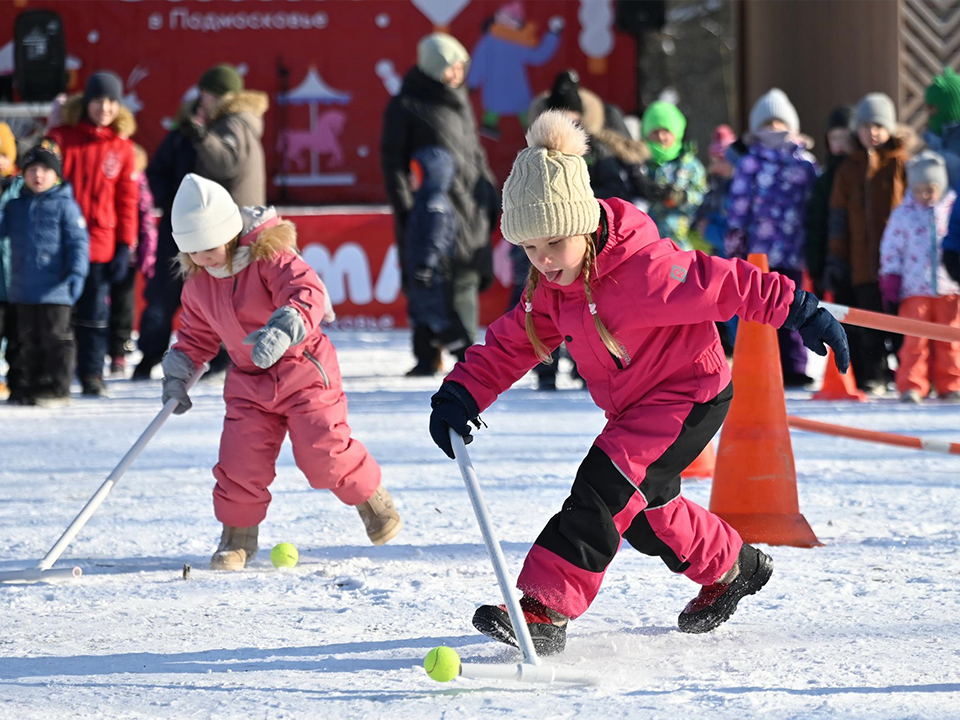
643, 181, 673, 204
944, 249, 960, 284
109, 244, 131, 284
429, 382, 481, 459
782, 290, 850, 373
412, 266, 434, 288
823, 256, 850, 295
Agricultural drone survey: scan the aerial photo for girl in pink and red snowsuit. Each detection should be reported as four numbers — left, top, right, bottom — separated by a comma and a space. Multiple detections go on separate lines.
429, 112, 850, 654
161, 174, 401, 570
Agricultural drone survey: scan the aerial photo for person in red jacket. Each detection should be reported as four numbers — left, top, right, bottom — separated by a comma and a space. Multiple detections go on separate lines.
429, 111, 850, 654
48, 71, 138, 396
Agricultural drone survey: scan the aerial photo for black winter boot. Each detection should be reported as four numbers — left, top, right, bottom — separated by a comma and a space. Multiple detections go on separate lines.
472, 595, 568, 656
678, 543, 773, 633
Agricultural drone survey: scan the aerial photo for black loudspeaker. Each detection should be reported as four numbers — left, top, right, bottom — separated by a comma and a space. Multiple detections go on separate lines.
615, 0, 667, 35
14, 10, 67, 102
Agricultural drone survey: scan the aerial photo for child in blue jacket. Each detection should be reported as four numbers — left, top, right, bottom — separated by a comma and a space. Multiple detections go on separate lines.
404, 146, 470, 373
0, 139, 89, 405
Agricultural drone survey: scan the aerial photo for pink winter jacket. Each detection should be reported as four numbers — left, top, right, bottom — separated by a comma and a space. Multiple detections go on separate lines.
446, 198, 797, 416
172, 213, 334, 393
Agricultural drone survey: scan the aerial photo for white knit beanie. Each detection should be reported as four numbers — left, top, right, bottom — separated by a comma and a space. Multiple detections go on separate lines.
171, 174, 243, 253
749, 88, 800, 134
417, 33, 470, 83
500, 110, 601, 245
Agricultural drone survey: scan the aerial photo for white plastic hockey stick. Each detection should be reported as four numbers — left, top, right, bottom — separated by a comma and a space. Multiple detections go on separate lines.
449, 430, 598, 686
0, 365, 206, 584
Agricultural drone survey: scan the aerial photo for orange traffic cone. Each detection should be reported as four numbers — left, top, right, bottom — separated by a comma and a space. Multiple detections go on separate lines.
709, 253, 821, 547
813, 348, 866, 401
681, 442, 716, 480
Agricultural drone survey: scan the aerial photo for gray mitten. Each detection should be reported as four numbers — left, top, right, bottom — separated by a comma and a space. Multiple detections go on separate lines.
161, 348, 196, 414
243, 306, 307, 369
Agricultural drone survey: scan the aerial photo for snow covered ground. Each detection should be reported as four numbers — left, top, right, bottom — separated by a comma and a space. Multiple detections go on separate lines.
1, 330, 959, 719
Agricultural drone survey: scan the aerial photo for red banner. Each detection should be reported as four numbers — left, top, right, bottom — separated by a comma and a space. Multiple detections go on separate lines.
1, 0, 636, 205
290, 210, 513, 329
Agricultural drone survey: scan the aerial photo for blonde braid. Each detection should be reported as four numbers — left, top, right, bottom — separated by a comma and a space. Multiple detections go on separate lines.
523, 264, 553, 363
582, 234, 624, 359
523, 233, 624, 363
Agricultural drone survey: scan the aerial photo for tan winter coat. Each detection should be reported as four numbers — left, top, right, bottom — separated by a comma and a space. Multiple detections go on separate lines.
186, 90, 269, 208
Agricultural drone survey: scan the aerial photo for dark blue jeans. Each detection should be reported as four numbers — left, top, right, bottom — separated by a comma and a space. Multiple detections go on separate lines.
73, 262, 111, 380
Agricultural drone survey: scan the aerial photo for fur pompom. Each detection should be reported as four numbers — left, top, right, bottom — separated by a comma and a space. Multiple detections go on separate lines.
525, 109, 589, 157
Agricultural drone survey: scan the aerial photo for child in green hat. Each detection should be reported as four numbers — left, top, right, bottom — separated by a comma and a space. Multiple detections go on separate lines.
640, 101, 707, 250
925, 68, 960, 190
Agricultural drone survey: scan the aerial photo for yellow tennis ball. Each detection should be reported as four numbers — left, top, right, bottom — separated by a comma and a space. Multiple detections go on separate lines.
270, 542, 298, 568
423, 646, 460, 682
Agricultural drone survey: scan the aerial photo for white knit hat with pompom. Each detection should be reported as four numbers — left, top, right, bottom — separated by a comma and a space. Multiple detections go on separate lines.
500, 110, 601, 245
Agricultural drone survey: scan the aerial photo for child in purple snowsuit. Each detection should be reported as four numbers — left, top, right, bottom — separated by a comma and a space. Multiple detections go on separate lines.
726, 88, 817, 386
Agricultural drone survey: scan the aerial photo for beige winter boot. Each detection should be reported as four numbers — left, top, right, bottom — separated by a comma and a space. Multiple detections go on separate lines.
210, 525, 259, 570
357, 485, 402, 545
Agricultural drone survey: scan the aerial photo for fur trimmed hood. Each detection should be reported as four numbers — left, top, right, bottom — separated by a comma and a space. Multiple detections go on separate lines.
211, 90, 269, 122
240, 206, 298, 261
594, 126, 649, 165
528, 88, 648, 166
57, 93, 137, 138
174, 91, 268, 134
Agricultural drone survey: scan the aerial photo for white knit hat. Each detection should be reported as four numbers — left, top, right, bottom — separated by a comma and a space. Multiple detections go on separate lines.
500, 110, 601, 244
749, 88, 800, 134
171, 174, 243, 253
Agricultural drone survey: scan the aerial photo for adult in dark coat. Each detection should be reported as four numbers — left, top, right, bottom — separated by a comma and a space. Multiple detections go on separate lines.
135, 64, 266, 379
381, 32, 499, 376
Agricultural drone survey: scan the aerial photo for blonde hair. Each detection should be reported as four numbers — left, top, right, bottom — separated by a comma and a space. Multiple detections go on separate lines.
176, 235, 240, 277
132, 143, 148, 174
524, 232, 624, 363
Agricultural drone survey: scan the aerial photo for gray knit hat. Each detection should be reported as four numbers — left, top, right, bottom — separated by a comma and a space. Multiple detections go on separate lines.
417, 33, 470, 83
907, 150, 949, 191
749, 88, 800, 134
856, 92, 897, 134
501, 110, 601, 245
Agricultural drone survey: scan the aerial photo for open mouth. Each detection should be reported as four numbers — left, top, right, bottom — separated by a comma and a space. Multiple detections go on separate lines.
545, 270, 562, 283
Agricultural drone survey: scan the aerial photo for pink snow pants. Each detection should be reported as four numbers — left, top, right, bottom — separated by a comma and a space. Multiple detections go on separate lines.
212, 352, 380, 527
517, 383, 742, 619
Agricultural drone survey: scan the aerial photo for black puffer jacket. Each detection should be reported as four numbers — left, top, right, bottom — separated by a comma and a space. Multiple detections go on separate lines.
381, 67, 498, 285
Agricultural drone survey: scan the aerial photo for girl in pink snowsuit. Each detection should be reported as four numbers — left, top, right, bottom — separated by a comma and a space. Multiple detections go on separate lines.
161, 174, 401, 570
429, 112, 849, 654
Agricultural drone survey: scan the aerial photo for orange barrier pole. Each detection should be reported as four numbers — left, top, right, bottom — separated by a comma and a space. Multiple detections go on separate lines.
787, 415, 960, 456
823, 302, 960, 343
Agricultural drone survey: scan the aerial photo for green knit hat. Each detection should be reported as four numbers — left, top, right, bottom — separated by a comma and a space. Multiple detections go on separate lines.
642, 101, 687, 165
198, 64, 243, 97
641, 101, 687, 141
926, 68, 960, 135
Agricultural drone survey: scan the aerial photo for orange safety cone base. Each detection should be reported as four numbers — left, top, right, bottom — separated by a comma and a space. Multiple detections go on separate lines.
813, 349, 866, 401
716, 512, 823, 548
681, 443, 716, 479
709, 252, 821, 547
